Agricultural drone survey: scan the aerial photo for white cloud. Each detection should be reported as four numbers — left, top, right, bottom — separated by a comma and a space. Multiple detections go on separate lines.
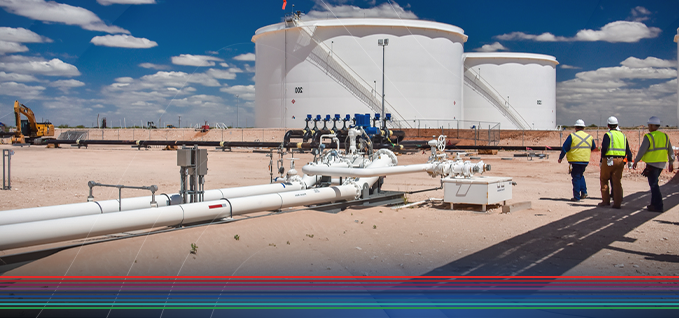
220, 84, 255, 101
305, 1, 417, 19
473, 42, 508, 52
219, 62, 229, 67
575, 21, 660, 43
560, 64, 582, 70
90, 35, 158, 48
233, 53, 255, 61
557, 56, 678, 126
207, 67, 242, 80
0, 81, 45, 96
620, 56, 676, 69
171, 54, 223, 67
139, 62, 170, 70
50, 79, 85, 92
630, 6, 651, 22
168, 94, 225, 108
496, 21, 661, 43
97, 0, 156, 5
0, 40, 27, 54
0, 27, 51, 43
0, 0, 129, 34
0, 57, 80, 76
0, 71, 38, 82
495, 31, 568, 42
115, 77, 134, 83
574, 66, 676, 82
141, 71, 220, 87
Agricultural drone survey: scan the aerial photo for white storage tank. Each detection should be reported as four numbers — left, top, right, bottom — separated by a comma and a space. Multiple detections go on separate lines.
252, 18, 467, 128
462, 52, 558, 130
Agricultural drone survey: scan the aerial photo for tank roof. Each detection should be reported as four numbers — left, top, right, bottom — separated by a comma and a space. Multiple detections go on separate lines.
463, 52, 558, 64
253, 18, 466, 42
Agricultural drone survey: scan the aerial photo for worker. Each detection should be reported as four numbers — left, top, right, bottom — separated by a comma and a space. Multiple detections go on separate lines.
632, 116, 675, 212
558, 119, 596, 202
598, 116, 633, 209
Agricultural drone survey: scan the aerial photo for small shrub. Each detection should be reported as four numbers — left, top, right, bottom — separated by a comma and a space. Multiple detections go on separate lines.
234, 234, 240, 241
190, 243, 198, 254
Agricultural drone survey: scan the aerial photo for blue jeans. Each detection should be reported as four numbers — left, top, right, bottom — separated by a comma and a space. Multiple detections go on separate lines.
571, 164, 588, 200
646, 165, 663, 209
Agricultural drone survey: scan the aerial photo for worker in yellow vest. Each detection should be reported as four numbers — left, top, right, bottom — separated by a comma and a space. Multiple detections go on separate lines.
632, 116, 675, 212
598, 116, 633, 209
558, 119, 596, 202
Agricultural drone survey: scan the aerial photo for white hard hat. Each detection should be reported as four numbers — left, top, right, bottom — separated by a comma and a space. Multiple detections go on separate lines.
648, 116, 661, 125
574, 119, 585, 127
607, 116, 618, 125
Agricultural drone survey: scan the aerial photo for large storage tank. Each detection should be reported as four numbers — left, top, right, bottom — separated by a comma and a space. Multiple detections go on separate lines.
252, 18, 467, 128
462, 52, 558, 130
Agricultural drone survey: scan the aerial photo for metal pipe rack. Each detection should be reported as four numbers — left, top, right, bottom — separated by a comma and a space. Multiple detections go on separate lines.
87, 181, 158, 211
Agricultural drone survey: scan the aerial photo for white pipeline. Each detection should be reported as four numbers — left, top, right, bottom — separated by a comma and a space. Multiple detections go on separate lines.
303, 163, 434, 178
0, 182, 306, 226
0, 185, 358, 251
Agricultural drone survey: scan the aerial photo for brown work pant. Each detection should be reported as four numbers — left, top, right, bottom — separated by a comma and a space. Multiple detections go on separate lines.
600, 157, 625, 207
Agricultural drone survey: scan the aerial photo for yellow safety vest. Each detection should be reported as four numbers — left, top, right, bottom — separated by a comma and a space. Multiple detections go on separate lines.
566, 130, 592, 162
641, 131, 670, 163
605, 130, 627, 156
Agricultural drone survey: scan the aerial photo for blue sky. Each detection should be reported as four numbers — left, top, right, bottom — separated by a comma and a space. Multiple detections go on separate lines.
0, 0, 677, 128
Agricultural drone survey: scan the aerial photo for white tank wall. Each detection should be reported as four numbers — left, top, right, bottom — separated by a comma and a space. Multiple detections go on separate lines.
253, 19, 467, 128
462, 53, 558, 130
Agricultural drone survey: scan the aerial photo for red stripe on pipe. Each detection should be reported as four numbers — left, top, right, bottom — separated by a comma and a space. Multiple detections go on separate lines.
208, 204, 224, 209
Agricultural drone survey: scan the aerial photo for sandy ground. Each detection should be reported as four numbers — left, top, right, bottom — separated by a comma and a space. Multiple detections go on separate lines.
1, 132, 678, 277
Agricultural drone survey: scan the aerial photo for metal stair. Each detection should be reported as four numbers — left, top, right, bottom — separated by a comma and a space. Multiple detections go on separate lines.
463, 66, 531, 130
293, 19, 410, 128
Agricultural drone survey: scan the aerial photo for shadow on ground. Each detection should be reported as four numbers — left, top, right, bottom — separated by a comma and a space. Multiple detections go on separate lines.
423, 173, 679, 276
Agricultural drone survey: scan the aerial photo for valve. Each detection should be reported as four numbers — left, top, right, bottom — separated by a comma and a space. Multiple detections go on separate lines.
437, 135, 447, 152
332, 114, 340, 131
322, 114, 330, 130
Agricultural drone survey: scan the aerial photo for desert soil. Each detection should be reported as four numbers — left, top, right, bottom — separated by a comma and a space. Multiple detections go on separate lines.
1, 128, 678, 277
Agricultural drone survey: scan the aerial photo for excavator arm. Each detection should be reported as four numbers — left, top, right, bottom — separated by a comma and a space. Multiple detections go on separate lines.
14, 100, 39, 136
11, 100, 54, 144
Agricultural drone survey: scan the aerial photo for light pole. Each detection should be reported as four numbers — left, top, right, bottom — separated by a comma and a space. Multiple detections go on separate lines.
378, 38, 388, 129
236, 95, 239, 128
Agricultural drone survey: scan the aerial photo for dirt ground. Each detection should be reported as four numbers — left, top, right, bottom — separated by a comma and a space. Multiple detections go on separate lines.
1, 130, 678, 277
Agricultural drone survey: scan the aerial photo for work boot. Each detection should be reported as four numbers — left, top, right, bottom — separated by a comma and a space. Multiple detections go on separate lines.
597, 202, 609, 207
646, 205, 663, 213
570, 198, 580, 202
581, 193, 588, 199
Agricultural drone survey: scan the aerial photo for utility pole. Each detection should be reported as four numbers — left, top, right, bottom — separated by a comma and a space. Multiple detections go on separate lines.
378, 38, 389, 129
236, 95, 240, 128
178, 115, 181, 128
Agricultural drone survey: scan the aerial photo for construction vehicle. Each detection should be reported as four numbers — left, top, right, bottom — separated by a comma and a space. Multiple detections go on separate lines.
11, 100, 55, 144
197, 121, 210, 132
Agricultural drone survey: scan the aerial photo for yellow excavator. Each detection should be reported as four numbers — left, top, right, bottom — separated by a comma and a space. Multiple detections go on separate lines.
11, 100, 55, 144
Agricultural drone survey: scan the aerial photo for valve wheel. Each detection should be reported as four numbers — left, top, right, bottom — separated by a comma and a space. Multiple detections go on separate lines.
437, 135, 446, 152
